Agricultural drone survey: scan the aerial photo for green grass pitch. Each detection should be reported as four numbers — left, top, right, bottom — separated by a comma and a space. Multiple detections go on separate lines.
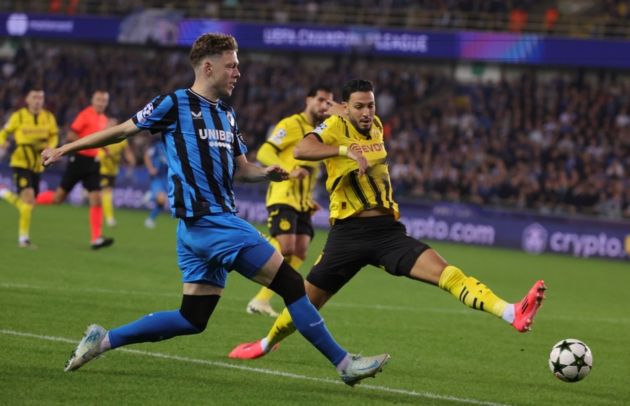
1, 204, 628, 405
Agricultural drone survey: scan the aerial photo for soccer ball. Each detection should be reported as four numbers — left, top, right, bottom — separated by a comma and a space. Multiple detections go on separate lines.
548, 338, 593, 382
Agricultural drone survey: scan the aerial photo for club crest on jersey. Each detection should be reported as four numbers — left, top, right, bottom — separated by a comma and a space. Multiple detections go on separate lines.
226, 111, 235, 127
191, 111, 203, 120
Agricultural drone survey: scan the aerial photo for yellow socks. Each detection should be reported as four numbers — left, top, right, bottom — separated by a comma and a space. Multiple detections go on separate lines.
438, 265, 508, 318
2, 191, 32, 241
288, 255, 303, 272
102, 188, 114, 224
253, 286, 275, 301
18, 201, 33, 241
264, 307, 296, 350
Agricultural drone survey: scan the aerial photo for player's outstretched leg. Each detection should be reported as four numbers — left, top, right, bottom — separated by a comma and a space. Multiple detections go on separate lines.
438, 265, 546, 332
64, 295, 220, 371
251, 260, 389, 385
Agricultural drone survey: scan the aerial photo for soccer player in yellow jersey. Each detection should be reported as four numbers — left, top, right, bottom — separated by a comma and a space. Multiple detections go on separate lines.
0, 88, 58, 248
246, 85, 334, 317
229, 79, 547, 360
98, 118, 136, 227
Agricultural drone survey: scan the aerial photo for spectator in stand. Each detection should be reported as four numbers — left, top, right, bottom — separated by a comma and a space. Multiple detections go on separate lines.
509, 7, 528, 32
544, 6, 559, 34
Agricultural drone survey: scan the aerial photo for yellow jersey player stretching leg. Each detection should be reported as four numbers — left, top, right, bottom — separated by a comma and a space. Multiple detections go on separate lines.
247, 85, 334, 317
0, 88, 59, 248
230, 79, 546, 360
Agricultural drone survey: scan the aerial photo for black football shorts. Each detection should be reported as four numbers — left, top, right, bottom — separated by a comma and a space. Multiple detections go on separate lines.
307, 215, 430, 293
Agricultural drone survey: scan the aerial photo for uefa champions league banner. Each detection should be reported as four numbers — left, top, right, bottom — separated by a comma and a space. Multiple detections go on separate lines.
177, 19, 456, 59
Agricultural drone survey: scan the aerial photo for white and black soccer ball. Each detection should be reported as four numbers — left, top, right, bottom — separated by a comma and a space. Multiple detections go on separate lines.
548, 338, 593, 382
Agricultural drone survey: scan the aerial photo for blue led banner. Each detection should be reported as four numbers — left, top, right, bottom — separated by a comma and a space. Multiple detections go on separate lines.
2, 12, 630, 68
178, 20, 456, 58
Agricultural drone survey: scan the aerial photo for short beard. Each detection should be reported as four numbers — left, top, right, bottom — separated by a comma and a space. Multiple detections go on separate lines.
350, 118, 371, 135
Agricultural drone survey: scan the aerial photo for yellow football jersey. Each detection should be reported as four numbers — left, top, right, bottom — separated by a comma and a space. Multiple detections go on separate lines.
312, 114, 399, 222
259, 113, 320, 212
0, 108, 58, 173
98, 140, 128, 176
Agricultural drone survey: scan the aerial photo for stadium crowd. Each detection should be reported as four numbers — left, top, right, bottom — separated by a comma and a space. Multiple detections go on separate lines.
1, 41, 629, 219
6, 0, 630, 38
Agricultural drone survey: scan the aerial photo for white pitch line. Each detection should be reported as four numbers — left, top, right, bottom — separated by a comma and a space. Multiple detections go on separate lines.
0, 328, 509, 406
2, 281, 629, 324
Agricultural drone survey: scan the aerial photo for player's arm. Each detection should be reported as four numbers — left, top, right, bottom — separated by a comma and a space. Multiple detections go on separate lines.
0, 112, 19, 147
234, 154, 288, 183
257, 141, 307, 179
42, 119, 141, 167
256, 141, 287, 169
294, 133, 368, 175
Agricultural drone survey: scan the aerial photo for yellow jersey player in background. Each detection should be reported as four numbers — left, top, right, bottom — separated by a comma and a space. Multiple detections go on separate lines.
229, 79, 547, 361
0, 88, 59, 248
246, 85, 335, 317
98, 118, 136, 227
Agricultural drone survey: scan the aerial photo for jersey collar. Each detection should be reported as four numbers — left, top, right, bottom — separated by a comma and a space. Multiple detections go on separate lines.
187, 88, 218, 106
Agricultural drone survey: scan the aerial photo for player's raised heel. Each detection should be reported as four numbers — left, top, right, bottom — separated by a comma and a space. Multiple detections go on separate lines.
246, 299, 279, 317
339, 353, 390, 387
64, 324, 107, 372
512, 280, 547, 332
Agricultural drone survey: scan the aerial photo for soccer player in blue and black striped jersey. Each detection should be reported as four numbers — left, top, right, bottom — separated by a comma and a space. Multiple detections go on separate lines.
42, 33, 389, 386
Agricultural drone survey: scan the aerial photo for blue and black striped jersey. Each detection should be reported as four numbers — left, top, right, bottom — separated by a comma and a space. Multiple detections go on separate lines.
132, 88, 248, 218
